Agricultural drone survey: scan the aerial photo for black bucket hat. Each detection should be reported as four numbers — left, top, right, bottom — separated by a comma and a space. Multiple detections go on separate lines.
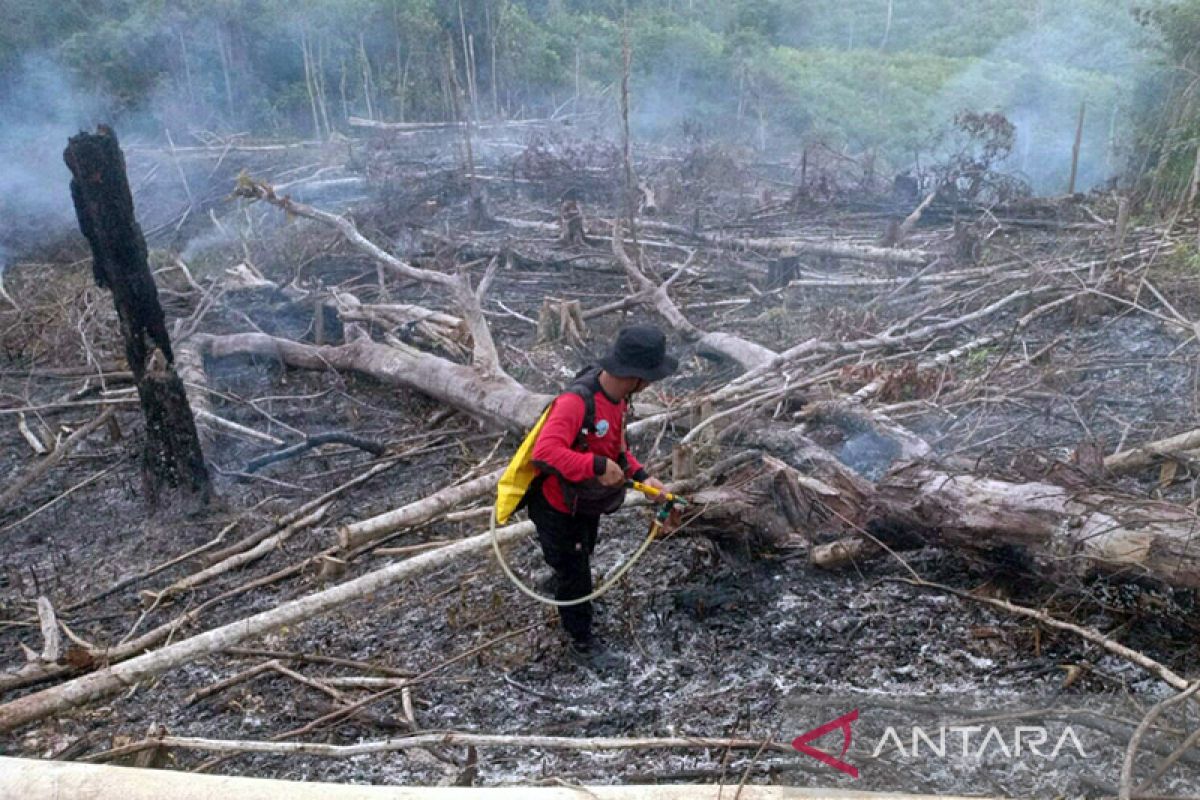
598, 325, 678, 381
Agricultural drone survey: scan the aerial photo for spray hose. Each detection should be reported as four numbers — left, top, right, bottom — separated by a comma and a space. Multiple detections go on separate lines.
490, 481, 688, 607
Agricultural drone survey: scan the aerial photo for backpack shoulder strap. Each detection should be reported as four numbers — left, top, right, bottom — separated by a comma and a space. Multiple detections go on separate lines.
564, 367, 600, 450
563, 367, 628, 469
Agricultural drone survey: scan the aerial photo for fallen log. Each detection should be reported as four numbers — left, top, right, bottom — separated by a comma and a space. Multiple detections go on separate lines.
874, 465, 1200, 589
193, 332, 547, 433
338, 469, 501, 550
347, 115, 561, 132
0, 520, 534, 734
496, 214, 931, 264
0, 756, 990, 800
743, 419, 1200, 587
637, 218, 932, 265
686, 452, 866, 552
1104, 427, 1200, 474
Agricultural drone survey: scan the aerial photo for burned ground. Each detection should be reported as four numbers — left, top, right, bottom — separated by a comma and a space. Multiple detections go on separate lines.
1, 127, 1199, 796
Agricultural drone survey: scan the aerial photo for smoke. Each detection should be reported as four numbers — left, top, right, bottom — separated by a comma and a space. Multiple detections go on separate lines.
616, 3, 1146, 194
929, 4, 1144, 194
0, 54, 110, 258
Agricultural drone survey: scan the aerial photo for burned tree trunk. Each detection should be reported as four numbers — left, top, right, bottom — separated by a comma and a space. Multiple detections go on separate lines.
684, 452, 873, 557
64, 126, 209, 505
558, 196, 589, 247
873, 465, 1200, 589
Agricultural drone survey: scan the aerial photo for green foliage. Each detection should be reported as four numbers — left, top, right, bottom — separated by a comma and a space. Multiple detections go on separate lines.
0, 0, 1172, 196
1130, 1, 1200, 206
60, 12, 174, 112
1161, 240, 1200, 275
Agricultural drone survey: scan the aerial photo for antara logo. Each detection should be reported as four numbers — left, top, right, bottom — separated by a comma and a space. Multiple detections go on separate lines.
792, 709, 859, 778
791, 709, 1092, 778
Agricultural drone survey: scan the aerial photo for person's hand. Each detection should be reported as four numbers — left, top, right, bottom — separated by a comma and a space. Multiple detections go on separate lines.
644, 476, 669, 504
598, 458, 626, 487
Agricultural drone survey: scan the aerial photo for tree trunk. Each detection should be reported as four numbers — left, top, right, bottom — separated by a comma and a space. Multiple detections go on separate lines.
136, 367, 211, 503
1068, 103, 1085, 195
685, 452, 871, 555
873, 465, 1200, 589
744, 418, 1200, 588
194, 332, 547, 433
64, 127, 209, 505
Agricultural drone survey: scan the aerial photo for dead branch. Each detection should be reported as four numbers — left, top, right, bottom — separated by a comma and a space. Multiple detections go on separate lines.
723, 286, 1060, 403
0, 407, 115, 515
245, 433, 386, 473
1105, 427, 1200, 475
16, 414, 50, 455
338, 468, 502, 551
183, 660, 278, 706
209, 460, 400, 565
610, 220, 774, 370
850, 292, 1082, 405
900, 578, 1190, 690
331, 293, 468, 356
233, 177, 503, 377
1119, 681, 1200, 800
151, 503, 330, 601
0, 520, 535, 734
890, 191, 937, 247
96, 731, 793, 760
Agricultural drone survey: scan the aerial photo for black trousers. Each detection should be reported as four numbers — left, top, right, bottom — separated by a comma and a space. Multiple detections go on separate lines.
528, 489, 601, 643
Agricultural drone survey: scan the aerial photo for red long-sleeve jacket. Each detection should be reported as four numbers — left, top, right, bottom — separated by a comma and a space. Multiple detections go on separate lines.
531, 387, 645, 515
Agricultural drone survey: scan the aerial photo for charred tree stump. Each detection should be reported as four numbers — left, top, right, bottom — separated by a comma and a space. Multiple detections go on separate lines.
64, 126, 210, 505
558, 197, 590, 247
952, 221, 982, 264
766, 255, 801, 289
682, 452, 871, 557
536, 298, 586, 345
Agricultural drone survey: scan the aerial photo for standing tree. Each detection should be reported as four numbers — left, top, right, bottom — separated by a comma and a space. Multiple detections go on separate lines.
64, 126, 210, 506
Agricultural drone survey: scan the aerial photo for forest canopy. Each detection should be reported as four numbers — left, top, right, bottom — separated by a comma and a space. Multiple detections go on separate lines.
0, 0, 1197, 194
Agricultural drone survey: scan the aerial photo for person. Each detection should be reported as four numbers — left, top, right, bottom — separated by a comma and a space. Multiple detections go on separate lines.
528, 324, 677, 667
